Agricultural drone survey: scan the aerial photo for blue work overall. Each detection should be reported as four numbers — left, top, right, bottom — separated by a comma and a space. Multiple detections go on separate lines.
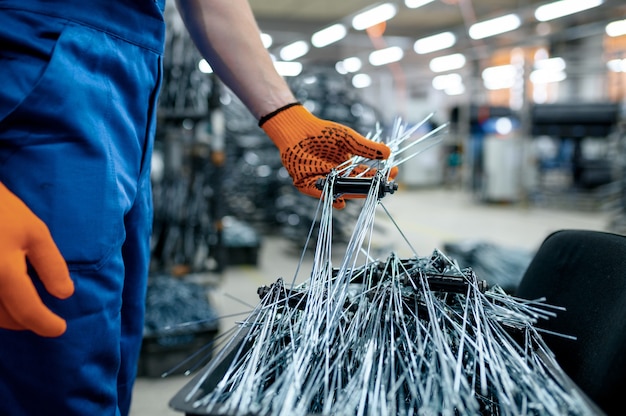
0, 0, 165, 414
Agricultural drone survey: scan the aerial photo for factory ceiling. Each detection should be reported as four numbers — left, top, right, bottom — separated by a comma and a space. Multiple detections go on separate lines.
248, 0, 626, 90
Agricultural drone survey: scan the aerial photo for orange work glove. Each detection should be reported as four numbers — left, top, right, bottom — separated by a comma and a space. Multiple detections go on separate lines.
260, 103, 392, 209
0, 182, 74, 337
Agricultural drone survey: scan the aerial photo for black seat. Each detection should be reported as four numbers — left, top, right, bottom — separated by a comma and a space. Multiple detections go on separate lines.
516, 229, 626, 415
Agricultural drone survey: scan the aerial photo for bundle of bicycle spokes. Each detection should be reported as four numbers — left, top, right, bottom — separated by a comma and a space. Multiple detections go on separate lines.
177, 117, 596, 415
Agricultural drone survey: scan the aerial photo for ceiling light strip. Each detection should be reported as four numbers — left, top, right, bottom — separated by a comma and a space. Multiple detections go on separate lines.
535, 0, 604, 22
469, 14, 521, 40
352, 3, 397, 30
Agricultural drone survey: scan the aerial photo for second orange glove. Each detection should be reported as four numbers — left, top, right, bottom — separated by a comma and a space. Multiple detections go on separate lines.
0, 182, 74, 337
260, 103, 393, 209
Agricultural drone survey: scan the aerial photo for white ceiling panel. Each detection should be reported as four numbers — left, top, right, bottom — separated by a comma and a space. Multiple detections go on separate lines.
247, 0, 625, 92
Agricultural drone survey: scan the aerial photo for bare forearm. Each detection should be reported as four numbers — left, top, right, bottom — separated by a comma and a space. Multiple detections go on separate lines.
176, 0, 296, 119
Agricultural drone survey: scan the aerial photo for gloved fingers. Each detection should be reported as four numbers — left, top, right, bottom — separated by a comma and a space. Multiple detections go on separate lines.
0, 302, 28, 331
338, 125, 391, 160
1, 255, 68, 337
389, 166, 399, 180
26, 224, 74, 300
332, 198, 346, 209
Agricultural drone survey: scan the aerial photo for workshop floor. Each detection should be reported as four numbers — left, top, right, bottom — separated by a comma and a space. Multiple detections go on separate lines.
130, 186, 615, 415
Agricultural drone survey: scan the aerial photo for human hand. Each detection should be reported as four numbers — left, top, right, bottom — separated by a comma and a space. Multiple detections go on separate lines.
0, 183, 74, 337
260, 103, 394, 209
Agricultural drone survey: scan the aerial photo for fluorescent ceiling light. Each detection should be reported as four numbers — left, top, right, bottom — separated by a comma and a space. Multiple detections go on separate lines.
469, 14, 521, 39
279, 40, 309, 61
369, 46, 404, 66
198, 59, 213, 74
274, 61, 303, 77
607, 58, 626, 72
429, 53, 466, 72
335, 58, 363, 75
343, 57, 363, 73
312, 24, 347, 48
535, 0, 603, 22
445, 83, 465, 96
414, 32, 456, 54
405, 0, 435, 9
482, 64, 516, 79
530, 68, 567, 84
482, 64, 517, 90
534, 57, 566, 71
432, 73, 462, 90
335, 62, 348, 75
606, 19, 626, 37
352, 3, 397, 31
530, 56, 567, 83
261, 33, 273, 48
352, 73, 372, 88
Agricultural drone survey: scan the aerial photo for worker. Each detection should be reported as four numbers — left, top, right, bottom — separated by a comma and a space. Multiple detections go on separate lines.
0, 0, 391, 414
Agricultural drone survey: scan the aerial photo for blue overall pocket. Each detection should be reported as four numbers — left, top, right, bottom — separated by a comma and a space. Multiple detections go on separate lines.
0, 10, 160, 270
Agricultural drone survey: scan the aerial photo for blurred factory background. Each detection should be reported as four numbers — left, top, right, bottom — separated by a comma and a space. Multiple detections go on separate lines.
132, 1, 626, 414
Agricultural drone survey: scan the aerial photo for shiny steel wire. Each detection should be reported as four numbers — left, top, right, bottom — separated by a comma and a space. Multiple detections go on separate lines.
181, 117, 596, 416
